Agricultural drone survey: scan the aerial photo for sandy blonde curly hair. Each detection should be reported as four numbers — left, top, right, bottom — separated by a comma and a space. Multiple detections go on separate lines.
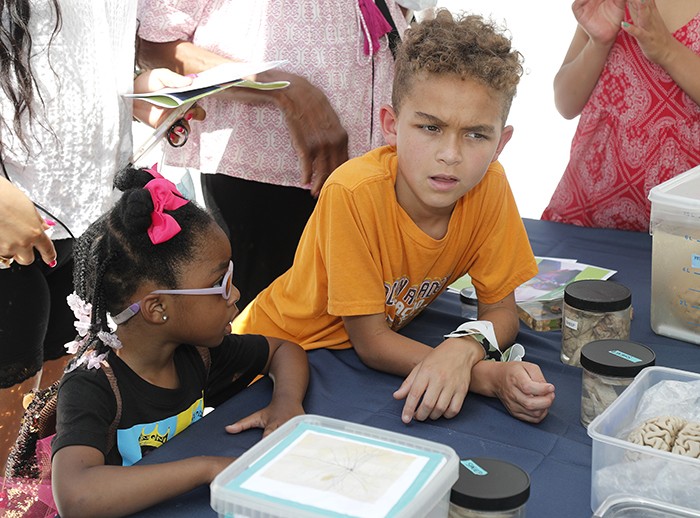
392, 9, 524, 123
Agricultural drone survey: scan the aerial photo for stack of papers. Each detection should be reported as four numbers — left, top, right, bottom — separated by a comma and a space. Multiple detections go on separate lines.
448, 257, 617, 331
124, 60, 289, 108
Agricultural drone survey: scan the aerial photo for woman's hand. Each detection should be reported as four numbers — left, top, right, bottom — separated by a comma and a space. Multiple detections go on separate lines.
0, 177, 56, 266
132, 68, 207, 129
573, 0, 627, 46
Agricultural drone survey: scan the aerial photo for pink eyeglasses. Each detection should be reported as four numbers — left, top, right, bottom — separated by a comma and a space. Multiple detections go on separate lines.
112, 261, 234, 325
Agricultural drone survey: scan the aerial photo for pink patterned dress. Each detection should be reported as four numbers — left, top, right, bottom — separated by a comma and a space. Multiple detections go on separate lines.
542, 12, 700, 232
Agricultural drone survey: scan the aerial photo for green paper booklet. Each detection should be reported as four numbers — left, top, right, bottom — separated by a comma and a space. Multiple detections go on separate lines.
124, 60, 289, 108
450, 257, 617, 331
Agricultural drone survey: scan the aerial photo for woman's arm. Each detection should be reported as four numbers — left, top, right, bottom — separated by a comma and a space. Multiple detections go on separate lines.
624, 0, 700, 106
554, 0, 627, 118
137, 39, 348, 196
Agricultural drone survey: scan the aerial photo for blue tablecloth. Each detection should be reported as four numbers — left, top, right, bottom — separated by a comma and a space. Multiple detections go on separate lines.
132, 219, 700, 517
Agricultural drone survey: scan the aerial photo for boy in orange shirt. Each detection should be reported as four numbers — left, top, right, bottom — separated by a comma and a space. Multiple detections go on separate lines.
233, 10, 555, 424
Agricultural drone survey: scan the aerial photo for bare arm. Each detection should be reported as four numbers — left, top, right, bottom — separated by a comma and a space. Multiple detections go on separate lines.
554, 0, 627, 118
226, 337, 308, 437
343, 311, 486, 424
468, 293, 556, 422
138, 39, 348, 196
623, 0, 700, 106
131, 68, 206, 128
52, 446, 232, 518
0, 176, 55, 266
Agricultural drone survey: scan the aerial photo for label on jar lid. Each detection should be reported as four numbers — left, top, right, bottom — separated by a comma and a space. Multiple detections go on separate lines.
609, 349, 642, 363
461, 459, 488, 476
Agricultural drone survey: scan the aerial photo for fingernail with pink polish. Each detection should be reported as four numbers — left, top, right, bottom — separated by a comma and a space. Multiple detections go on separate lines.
186, 73, 198, 78
49, 260, 57, 268
44, 219, 56, 226
185, 113, 193, 121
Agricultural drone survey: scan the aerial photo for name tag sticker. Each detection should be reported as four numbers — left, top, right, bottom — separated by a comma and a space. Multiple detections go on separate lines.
692, 254, 700, 269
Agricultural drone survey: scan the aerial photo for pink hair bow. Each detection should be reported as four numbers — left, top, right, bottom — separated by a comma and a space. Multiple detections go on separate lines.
145, 163, 166, 181
358, 0, 393, 56
143, 164, 188, 244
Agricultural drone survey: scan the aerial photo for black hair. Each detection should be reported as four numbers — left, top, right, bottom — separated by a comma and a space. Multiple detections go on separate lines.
68, 165, 214, 369
0, 0, 62, 154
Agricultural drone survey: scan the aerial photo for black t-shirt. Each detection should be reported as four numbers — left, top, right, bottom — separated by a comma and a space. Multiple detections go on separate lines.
53, 334, 268, 466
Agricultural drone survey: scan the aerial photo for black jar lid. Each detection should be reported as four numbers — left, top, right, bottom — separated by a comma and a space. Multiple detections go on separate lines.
564, 280, 632, 312
450, 458, 530, 511
580, 339, 656, 377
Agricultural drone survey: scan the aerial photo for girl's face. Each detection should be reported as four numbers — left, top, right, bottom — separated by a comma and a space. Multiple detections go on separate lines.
166, 224, 240, 347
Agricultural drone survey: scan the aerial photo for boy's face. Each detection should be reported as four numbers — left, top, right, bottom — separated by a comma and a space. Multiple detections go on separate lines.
380, 73, 513, 223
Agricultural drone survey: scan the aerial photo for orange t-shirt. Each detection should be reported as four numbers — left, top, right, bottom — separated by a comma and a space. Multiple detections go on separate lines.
232, 146, 537, 350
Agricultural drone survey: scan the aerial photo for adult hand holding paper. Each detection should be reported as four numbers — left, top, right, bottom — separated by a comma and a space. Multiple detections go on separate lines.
125, 60, 290, 108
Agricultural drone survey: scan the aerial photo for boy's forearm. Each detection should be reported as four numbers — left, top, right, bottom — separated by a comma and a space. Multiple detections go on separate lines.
268, 342, 309, 407
344, 314, 433, 375
476, 302, 520, 349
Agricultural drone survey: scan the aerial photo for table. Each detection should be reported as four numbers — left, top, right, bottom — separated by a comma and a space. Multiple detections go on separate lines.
132, 219, 700, 517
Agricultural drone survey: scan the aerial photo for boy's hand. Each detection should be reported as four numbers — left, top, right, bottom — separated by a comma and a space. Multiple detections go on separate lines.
225, 401, 305, 438
393, 337, 484, 423
492, 362, 555, 423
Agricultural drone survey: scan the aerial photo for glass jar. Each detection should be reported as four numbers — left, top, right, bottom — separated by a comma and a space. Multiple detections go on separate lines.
580, 339, 655, 427
561, 280, 632, 367
449, 458, 529, 518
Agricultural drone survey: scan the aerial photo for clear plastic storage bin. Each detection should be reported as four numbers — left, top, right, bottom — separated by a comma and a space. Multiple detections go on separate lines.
648, 164, 700, 345
210, 414, 459, 518
587, 366, 700, 512
594, 495, 700, 518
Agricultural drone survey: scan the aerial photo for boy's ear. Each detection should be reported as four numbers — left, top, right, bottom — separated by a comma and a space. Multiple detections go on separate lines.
491, 125, 514, 163
379, 105, 398, 147
139, 294, 167, 325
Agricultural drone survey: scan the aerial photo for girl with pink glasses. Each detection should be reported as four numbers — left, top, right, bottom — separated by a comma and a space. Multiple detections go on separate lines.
50, 165, 308, 516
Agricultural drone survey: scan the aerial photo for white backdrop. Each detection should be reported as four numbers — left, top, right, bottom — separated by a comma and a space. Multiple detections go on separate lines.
434, 1, 580, 218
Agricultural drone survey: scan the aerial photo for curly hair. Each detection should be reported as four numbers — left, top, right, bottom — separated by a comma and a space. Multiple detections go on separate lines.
392, 9, 524, 122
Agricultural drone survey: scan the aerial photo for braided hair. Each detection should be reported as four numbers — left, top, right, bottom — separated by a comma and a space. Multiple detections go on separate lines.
67, 165, 213, 370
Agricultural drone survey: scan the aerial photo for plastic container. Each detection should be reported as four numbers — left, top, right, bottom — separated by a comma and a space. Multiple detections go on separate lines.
594, 495, 700, 518
580, 339, 656, 427
448, 458, 529, 517
561, 280, 632, 366
648, 164, 700, 345
587, 366, 700, 512
210, 414, 459, 518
